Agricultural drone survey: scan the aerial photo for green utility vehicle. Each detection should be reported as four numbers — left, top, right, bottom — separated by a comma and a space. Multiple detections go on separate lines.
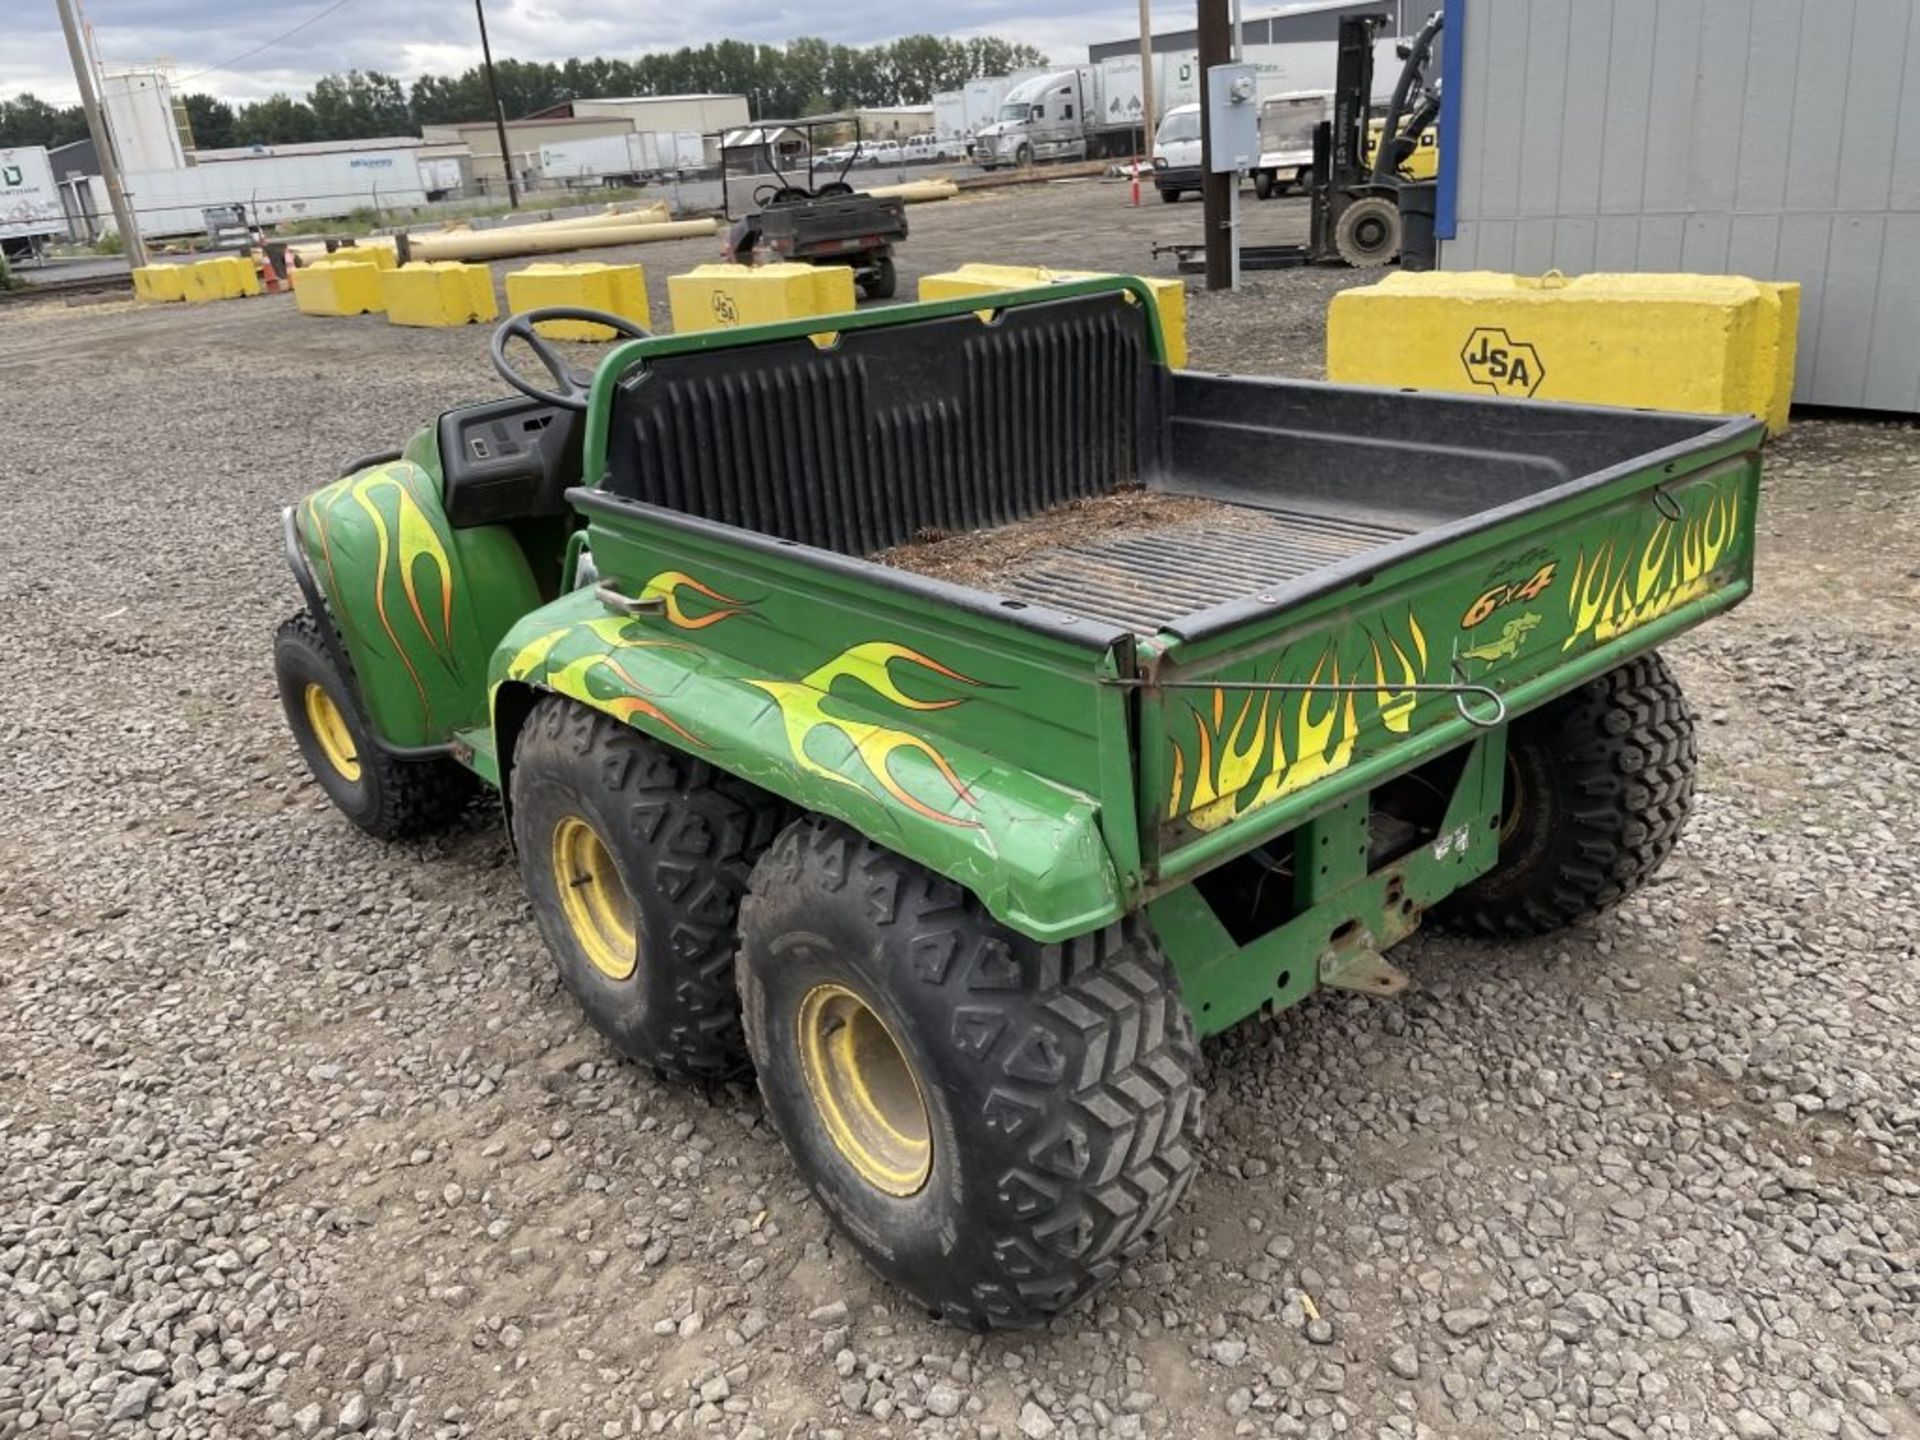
274, 280, 1761, 1328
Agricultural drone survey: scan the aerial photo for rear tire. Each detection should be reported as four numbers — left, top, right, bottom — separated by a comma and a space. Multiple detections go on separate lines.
509, 697, 786, 1080
274, 610, 476, 840
738, 817, 1203, 1329
858, 254, 898, 300
1434, 653, 1697, 938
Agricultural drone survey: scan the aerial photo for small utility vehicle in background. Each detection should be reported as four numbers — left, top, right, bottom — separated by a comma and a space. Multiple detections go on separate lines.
275, 280, 1761, 1329
717, 115, 908, 300
1251, 90, 1332, 199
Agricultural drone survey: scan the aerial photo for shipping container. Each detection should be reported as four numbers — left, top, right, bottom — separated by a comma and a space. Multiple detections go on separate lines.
103, 150, 432, 238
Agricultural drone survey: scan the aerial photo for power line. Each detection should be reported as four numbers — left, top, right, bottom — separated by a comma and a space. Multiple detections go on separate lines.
174, 0, 359, 86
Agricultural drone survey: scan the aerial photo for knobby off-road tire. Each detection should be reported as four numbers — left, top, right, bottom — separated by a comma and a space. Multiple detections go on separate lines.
510, 697, 786, 1080
274, 611, 476, 840
1435, 652, 1696, 938
737, 816, 1203, 1329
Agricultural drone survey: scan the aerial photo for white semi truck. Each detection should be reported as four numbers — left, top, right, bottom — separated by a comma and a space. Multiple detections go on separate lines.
970, 66, 1142, 169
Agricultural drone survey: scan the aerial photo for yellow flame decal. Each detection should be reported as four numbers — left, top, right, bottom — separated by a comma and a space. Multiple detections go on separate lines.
1165, 608, 1430, 830
750, 642, 982, 828
1564, 483, 1740, 650
504, 621, 705, 746
639, 570, 752, 629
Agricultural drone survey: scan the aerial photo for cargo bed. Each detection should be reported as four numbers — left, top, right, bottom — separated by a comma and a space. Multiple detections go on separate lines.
587, 293, 1742, 649
567, 278, 1760, 941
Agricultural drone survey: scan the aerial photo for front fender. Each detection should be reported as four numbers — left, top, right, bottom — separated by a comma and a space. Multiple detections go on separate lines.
294, 445, 542, 750
488, 587, 1126, 943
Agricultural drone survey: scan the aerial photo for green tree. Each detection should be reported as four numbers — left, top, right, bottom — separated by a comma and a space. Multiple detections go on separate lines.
309, 71, 411, 139
0, 93, 88, 149
181, 92, 236, 150
232, 94, 319, 145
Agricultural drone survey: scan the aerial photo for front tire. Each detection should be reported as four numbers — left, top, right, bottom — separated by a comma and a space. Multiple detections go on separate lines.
738, 817, 1203, 1329
1253, 170, 1275, 200
1333, 194, 1402, 266
509, 697, 786, 1080
1159, 187, 1181, 204
274, 611, 476, 840
1434, 653, 1697, 938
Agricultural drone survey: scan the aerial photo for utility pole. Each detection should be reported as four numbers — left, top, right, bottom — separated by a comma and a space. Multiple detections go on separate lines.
1137, 0, 1155, 161
474, 0, 520, 208
1196, 0, 1231, 289
53, 0, 145, 267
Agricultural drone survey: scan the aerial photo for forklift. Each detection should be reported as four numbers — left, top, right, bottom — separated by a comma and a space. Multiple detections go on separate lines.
1155, 9, 1443, 272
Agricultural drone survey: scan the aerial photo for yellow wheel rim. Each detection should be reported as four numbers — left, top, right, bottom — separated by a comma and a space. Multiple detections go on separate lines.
550, 815, 639, 981
303, 683, 361, 783
1499, 753, 1526, 845
796, 983, 931, 1197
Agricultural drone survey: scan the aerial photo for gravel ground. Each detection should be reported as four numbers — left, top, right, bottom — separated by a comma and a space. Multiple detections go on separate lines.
1, 181, 1916, 1440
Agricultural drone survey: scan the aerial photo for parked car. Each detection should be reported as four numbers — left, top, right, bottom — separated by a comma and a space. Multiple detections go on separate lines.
862, 140, 904, 166
1151, 103, 1203, 202
902, 132, 968, 164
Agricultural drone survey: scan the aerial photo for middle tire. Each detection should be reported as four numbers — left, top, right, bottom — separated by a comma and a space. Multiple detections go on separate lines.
738, 816, 1204, 1329
509, 696, 785, 1080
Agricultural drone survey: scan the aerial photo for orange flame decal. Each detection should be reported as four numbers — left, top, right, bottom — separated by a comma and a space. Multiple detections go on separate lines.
639, 570, 752, 629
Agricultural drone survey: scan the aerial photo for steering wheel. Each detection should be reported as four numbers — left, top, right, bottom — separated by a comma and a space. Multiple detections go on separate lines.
490, 307, 651, 411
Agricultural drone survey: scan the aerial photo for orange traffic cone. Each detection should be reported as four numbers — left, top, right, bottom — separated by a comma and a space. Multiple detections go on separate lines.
255, 248, 281, 294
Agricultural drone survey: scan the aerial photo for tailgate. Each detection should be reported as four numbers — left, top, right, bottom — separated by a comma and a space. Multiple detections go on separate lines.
1138, 442, 1760, 883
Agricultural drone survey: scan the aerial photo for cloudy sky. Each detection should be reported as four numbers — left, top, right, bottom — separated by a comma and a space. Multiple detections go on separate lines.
5, 0, 1149, 106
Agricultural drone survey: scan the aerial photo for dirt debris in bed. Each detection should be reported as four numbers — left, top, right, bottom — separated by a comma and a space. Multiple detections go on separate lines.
873, 485, 1233, 588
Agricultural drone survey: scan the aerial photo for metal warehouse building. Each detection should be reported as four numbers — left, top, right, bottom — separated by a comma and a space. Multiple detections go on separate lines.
1436, 0, 1920, 412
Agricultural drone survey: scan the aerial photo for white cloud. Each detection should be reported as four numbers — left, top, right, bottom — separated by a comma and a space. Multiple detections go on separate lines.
4, 0, 1145, 109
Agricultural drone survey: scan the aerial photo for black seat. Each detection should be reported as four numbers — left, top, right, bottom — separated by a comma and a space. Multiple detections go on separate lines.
439, 397, 583, 529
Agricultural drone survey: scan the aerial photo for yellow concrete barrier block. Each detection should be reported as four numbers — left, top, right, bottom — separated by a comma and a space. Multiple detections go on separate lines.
916, 264, 1189, 369
504, 262, 649, 340
293, 259, 386, 317
1326, 270, 1800, 435
667, 263, 855, 334
326, 244, 396, 270
181, 255, 261, 302
132, 265, 187, 303
380, 262, 498, 328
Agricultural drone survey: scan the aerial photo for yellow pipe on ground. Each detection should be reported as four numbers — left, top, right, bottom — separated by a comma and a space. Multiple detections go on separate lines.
508, 202, 672, 232
863, 179, 959, 203
406, 217, 717, 262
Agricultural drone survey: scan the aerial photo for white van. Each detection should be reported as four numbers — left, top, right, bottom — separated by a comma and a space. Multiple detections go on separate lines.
1151, 104, 1203, 203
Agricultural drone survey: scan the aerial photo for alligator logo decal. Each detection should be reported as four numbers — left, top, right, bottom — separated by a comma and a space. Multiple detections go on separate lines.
1565, 480, 1741, 650
1168, 611, 1428, 832
1460, 612, 1540, 663
750, 643, 983, 829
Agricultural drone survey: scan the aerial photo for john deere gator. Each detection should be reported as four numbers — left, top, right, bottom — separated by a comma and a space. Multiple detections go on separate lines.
274, 281, 1761, 1328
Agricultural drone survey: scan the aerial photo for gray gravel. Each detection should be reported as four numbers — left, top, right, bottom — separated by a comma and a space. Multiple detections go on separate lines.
2, 183, 1916, 1440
